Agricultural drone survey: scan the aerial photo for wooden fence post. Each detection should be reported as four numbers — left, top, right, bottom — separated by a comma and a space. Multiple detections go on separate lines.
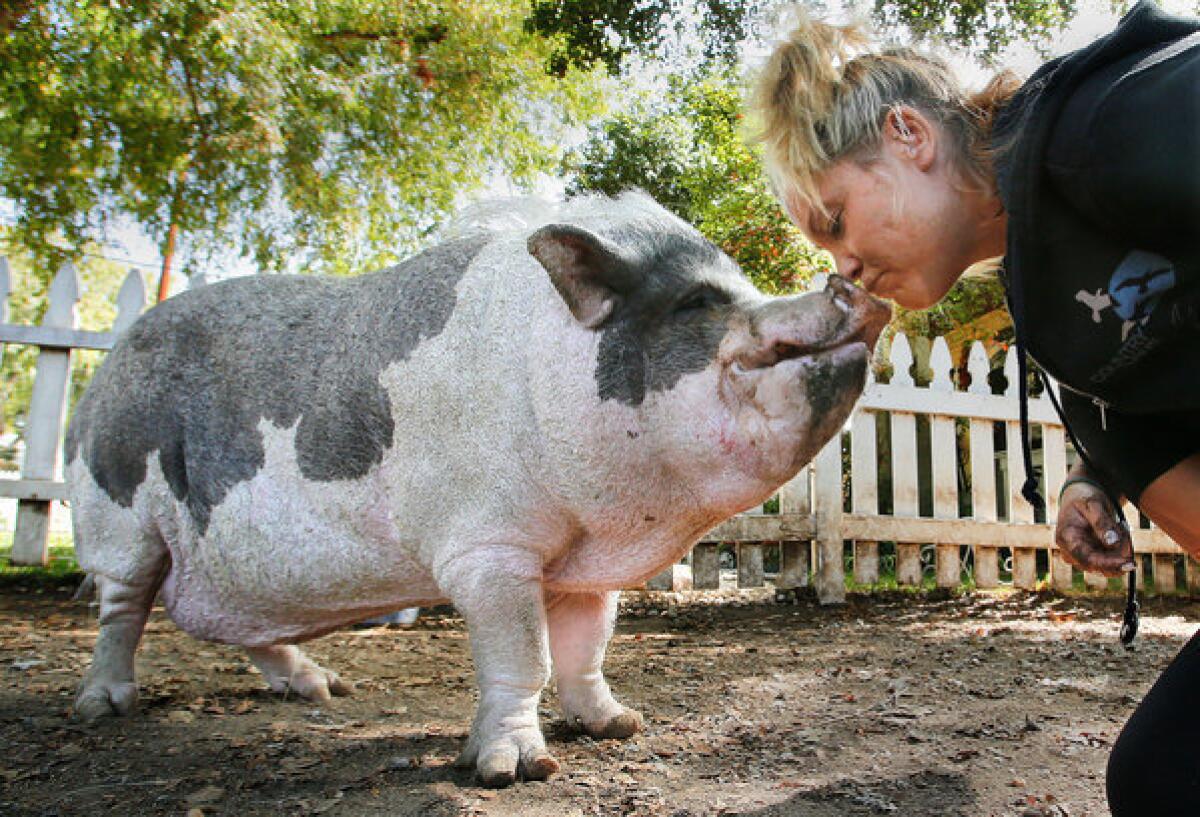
966, 342, 1000, 588
1185, 557, 1200, 596
11, 264, 79, 565
813, 432, 844, 604
692, 542, 720, 590
930, 339, 961, 588
850, 408, 879, 585
1004, 348, 1038, 590
890, 334, 922, 586
737, 542, 764, 588
1153, 554, 1178, 594
1041, 410, 1074, 591
776, 466, 811, 592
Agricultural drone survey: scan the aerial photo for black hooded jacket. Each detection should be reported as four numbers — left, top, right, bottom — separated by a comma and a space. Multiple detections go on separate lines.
992, 0, 1200, 498
995, 0, 1199, 411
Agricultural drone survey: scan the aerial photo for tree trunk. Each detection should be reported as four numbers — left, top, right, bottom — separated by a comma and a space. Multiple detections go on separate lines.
156, 220, 179, 303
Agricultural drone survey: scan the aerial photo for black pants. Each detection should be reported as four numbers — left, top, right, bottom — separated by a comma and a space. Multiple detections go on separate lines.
1108, 628, 1200, 815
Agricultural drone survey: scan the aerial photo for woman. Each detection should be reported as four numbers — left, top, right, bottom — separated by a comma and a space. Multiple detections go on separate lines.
751, 2, 1199, 814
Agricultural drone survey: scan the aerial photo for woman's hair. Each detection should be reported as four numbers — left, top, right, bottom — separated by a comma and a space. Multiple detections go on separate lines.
751, 11, 1022, 220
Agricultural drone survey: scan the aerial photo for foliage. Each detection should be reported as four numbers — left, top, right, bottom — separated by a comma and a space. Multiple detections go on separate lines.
525, 0, 769, 76
526, 0, 1094, 75
889, 269, 1009, 339
0, 0, 607, 283
872, 0, 1080, 58
566, 70, 830, 294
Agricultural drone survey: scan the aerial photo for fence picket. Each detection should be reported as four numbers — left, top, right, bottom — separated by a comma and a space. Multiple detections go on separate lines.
692, 542, 720, 590
851, 411, 879, 585
1043, 423, 1074, 590
776, 466, 812, 592
929, 340, 960, 587
1002, 348, 1038, 589
965, 342, 1000, 588
11, 264, 80, 565
813, 435, 844, 604
113, 270, 147, 335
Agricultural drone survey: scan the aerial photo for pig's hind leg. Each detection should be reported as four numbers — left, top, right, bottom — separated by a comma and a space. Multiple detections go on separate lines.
245, 645, 352, 702
547, 590, 643, 739
75, 569, 165, 723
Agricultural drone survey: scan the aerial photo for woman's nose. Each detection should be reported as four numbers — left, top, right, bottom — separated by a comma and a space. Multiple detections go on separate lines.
834, 253, 863, 281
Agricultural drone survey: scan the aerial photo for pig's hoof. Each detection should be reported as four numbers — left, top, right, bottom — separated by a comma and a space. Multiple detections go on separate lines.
74, 680, 138, 724
576, 706, 643, 740
456, 732, 560, 786
262, 661, 352, 702
277, 669, 352, 703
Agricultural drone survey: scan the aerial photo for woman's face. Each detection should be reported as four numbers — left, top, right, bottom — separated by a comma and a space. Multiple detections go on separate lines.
787, 109, 1005, 309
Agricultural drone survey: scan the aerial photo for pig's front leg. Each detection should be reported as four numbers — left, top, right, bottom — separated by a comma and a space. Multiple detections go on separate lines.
440, 548, 559, 787
548, 590, 643, 739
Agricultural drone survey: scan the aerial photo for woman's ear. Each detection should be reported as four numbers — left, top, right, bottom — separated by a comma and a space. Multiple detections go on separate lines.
884, 105, 937, 172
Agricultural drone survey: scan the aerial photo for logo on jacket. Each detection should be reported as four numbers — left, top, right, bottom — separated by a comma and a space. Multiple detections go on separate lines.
1074, 249, 1176, 340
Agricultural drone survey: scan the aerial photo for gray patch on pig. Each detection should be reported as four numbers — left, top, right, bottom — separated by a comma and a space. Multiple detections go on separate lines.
594, 232, 743, 406
66, 236, 488, 533
807, 353, 868, 421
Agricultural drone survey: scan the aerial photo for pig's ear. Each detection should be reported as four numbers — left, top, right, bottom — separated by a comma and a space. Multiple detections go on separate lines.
528, 223, 636, 329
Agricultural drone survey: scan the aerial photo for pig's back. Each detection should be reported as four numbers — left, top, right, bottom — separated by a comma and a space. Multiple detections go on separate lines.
66, 234, 492, 537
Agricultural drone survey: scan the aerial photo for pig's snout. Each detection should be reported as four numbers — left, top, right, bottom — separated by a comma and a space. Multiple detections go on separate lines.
739, 275, 891, 370
826, 274, 891, 348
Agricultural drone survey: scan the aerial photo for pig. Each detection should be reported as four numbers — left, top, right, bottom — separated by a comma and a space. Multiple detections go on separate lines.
65, 192, 889, 786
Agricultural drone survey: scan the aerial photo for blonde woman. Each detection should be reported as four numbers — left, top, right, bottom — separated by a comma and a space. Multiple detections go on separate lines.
753, 1, 1198, 813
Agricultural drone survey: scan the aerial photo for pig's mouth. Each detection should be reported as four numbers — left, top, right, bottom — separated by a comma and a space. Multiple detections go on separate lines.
735, 323, 872, 372
733, 279, 889, 373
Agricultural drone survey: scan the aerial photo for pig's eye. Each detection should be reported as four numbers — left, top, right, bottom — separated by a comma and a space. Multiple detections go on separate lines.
674, 288, 727, 314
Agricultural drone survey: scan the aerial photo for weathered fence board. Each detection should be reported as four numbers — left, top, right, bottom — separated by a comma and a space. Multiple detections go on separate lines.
11, 265, 79, 565
776, 466, 812, 592
4, 265, 146, 564
813, 434, 844, 604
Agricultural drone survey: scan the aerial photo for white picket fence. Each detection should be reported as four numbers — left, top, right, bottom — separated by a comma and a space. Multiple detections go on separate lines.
2, 259, 1194, 600
685, 335, 1195, 602
0, 261, 146, 563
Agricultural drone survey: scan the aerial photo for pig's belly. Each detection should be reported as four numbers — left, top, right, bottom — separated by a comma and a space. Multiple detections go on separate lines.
158, 465, 444, 647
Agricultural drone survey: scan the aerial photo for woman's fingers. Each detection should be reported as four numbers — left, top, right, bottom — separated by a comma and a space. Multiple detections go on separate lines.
1055, 490, 1135, 576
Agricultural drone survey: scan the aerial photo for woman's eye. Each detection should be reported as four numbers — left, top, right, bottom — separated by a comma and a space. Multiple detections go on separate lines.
828, 211, 844, 239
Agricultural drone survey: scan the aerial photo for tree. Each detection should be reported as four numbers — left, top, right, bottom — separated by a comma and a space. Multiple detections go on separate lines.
526, 0, 770, 77
526, 0, 1094, 76
567, 70, 831, 294
0, 1, 607, 285
872, 0, 1079, 58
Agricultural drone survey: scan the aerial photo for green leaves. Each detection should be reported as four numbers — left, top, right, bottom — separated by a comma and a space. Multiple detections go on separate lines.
873, 0, 1079, 59
0, 1, 607, 281
566, 70, 829, 294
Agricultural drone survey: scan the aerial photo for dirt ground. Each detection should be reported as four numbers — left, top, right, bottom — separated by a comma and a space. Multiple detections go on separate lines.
1, 580, 1197, 817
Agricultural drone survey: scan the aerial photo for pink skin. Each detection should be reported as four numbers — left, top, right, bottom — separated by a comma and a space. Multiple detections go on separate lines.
785, 107, 1007, 310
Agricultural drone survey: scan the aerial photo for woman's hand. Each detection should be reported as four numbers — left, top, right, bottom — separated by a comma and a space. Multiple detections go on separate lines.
1055, 479, 1135, 576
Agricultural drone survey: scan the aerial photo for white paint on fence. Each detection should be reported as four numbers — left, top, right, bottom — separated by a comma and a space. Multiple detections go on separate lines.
2, 263, 147, 563
702, 330, 1190, 600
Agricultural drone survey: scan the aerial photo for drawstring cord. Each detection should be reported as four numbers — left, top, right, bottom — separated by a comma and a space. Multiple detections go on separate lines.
1023, 347, 1139, 647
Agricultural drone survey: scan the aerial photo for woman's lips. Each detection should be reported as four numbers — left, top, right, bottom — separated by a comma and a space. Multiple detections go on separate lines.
860, 270, 883, 294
